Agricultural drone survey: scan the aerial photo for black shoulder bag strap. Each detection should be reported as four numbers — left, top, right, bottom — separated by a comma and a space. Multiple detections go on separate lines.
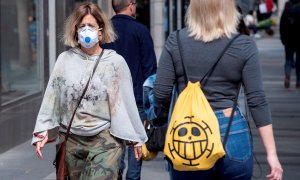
64, 49, 104, 141
176, 30, 241, 147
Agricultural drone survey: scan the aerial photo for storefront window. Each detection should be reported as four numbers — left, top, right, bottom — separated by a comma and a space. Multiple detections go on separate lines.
164, 0, 169, 39
181, 0, 189, 25
0, 0, 41, 105
164, 0, 190, 38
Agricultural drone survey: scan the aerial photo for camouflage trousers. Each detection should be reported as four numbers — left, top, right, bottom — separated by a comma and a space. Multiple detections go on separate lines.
59, 129, 124, 180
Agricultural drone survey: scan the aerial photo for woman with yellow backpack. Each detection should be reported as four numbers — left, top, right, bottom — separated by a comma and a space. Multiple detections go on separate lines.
153, 0, 283, 179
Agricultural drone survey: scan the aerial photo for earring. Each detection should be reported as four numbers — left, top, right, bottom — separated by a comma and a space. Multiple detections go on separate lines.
98, 28, 103, 42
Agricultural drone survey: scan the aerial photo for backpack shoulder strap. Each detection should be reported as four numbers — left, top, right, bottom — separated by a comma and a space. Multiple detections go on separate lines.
176, 30, 240, 85
176, 30, 189, 84
176, 30, 242, 146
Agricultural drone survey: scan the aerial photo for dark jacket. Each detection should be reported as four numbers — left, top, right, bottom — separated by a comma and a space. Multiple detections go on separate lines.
103, 14, 157, 106
280, 2, 300, 47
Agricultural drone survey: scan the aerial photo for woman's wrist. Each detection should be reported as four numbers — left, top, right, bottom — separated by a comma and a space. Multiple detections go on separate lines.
34, 131, 48, 139
266, 151, 278, 158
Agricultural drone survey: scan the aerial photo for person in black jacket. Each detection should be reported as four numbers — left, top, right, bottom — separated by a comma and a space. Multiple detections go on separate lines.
102, 0, 157, 179
280, 0, 300, 88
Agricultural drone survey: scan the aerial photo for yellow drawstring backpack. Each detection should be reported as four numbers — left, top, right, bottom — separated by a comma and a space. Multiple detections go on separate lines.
164, 31, 240, 171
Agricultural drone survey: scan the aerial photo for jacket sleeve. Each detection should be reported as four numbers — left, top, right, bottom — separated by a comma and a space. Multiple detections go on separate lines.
31, 56, 64, 145
107, 55, 148, 145
241, 39, 272, 128
154, 32, 177, 105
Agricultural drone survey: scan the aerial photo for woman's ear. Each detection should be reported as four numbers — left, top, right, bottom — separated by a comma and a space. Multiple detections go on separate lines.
98, 28, 103, 42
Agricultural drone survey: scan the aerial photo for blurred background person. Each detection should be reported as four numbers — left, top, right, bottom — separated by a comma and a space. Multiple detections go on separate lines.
244, 10, 261, 38
280, 0, 300, 89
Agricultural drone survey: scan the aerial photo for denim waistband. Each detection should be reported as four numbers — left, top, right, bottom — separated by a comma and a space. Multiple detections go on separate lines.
214, 107, 242, 119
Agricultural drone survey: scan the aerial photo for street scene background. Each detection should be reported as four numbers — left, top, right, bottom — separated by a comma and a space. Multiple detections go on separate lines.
0, 27, 299, 180
1, 0, 300, 179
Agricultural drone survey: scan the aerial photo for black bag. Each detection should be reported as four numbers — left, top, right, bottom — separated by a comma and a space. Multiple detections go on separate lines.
145, 125, 167, 152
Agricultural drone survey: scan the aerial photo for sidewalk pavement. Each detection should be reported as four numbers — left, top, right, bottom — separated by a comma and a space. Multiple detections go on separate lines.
0, 31, 299, 180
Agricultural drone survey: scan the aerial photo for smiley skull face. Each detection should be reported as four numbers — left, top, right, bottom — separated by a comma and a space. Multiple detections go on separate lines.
172, 121, 209, 160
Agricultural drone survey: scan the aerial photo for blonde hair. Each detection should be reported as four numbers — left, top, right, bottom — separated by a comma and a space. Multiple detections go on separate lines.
64, 2, 116, 47
185, 0, 239, 42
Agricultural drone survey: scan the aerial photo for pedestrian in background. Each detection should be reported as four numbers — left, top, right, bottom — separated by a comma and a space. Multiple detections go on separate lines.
244, 10, 261, 38
32, 2, 147, 179
280, 0, 300, 89
154, 0, 283, 179
237, 5, 250, 36
257, 0, 274, 21
103, 0, 157, 179
255, 0, 276, 36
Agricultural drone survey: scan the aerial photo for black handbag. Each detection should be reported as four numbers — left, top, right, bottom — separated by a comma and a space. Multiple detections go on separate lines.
53, 50, 104, 179
145, 124, 168, 152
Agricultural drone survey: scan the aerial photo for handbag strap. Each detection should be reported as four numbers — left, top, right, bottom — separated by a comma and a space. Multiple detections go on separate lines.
64, 49, 104, 142
176, 30, 242, 146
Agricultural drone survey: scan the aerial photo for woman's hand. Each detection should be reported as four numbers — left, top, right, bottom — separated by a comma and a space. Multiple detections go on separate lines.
266, 153, 283, 180
134, 146, 142, 161
35, 131, 48, 159
258, 125, 283, 180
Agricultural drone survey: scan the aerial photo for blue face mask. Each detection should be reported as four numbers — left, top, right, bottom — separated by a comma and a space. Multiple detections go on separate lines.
78, 26, 99, 48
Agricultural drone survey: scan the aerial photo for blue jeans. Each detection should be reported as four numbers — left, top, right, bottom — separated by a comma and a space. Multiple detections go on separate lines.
119, 104, 146, 180
170, 107, 253, 180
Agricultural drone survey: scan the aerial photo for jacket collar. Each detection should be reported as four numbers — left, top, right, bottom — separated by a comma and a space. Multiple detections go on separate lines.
112, 14, 136, 21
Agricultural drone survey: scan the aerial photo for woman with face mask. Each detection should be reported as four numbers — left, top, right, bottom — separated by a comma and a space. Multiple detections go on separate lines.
31, 2, 147, 179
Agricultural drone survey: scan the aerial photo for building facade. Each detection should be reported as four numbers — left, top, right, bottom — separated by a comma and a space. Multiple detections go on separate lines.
0, 0, 100, 153
0, 0, 285, 153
